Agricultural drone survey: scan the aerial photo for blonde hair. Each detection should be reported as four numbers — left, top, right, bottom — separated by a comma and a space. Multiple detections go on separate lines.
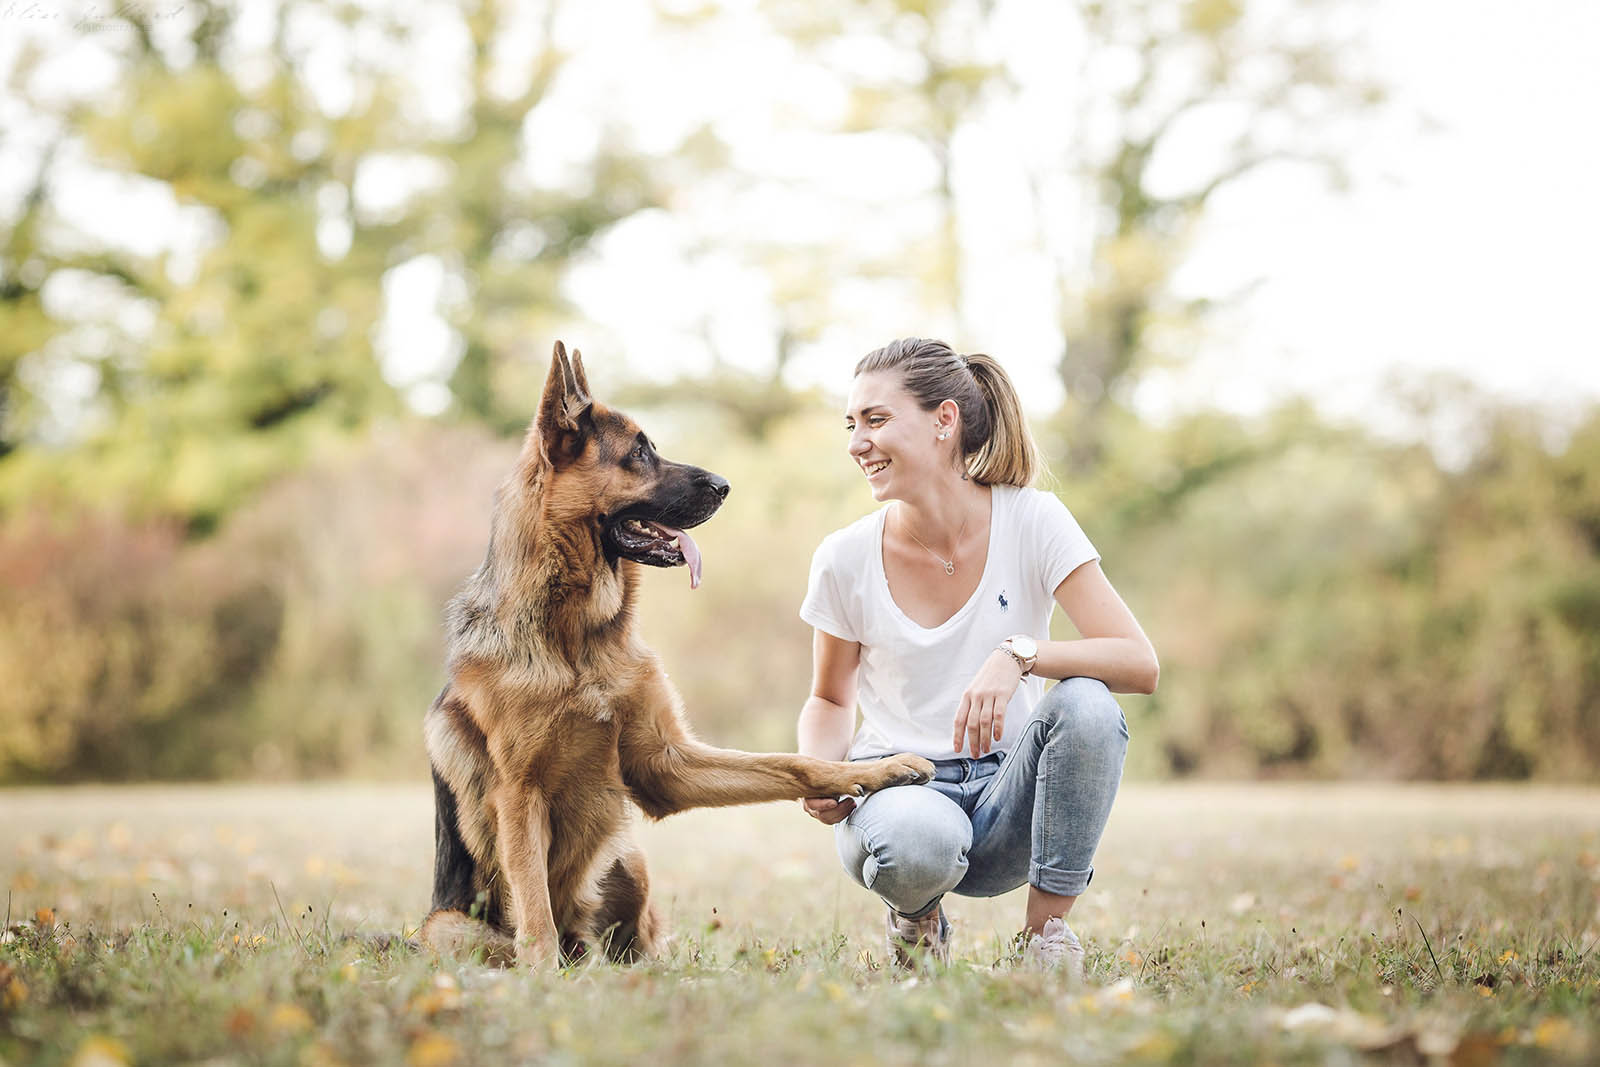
854, 338, 1040, 487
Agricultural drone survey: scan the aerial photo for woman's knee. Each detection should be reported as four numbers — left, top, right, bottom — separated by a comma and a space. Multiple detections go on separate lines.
1039, 677, 1130, 749
835, 788, 971, 911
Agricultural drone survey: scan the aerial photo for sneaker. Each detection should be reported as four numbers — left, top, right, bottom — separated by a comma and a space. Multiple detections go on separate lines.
1023, 917, 1084, 985
886, 904, 951, 967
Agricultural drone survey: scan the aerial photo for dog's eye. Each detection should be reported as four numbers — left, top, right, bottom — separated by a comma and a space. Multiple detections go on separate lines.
630, 444, 647, 461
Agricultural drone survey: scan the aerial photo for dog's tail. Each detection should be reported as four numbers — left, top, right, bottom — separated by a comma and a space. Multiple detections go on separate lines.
419, 909, 516, 967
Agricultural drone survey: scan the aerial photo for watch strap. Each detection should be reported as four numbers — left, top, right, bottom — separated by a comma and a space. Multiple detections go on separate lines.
998, 639, 1035, 676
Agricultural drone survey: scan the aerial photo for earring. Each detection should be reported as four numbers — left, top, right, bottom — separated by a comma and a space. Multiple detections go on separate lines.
938, 430, 949, 441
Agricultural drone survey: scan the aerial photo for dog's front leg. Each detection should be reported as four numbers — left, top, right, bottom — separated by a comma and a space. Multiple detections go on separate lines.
495, 784, 560, 968
618, 672, 933, 817
627, 742, 933, 816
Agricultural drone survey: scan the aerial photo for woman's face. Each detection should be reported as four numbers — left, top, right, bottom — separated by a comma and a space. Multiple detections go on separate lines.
844, 371, 950, 502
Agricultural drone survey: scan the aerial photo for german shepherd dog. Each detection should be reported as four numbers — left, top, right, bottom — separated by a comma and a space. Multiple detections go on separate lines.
421, 342, 934, 967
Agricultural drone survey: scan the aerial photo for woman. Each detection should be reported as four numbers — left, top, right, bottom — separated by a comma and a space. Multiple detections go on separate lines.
797, 338, 1158, 976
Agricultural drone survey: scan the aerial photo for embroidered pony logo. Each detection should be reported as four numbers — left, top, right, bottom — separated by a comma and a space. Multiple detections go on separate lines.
997, 591, 1009, 612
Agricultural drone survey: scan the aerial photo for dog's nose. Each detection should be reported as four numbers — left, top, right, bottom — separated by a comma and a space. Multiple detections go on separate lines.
699, 473, 731, 500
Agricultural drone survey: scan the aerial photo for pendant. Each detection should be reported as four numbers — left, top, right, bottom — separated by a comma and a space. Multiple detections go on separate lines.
942, 561, 955, 576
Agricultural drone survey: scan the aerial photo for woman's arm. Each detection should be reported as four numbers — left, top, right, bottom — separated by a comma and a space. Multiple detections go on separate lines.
798, 629, 862, 825
953, 560, 1157, 757
797, 628, 861, 759
1035, 560, 1158, 694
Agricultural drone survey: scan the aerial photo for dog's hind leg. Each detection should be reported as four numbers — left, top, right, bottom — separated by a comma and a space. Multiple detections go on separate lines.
430, 765, 477, 914
591, 841, 664, 963
421, 766, 518, 965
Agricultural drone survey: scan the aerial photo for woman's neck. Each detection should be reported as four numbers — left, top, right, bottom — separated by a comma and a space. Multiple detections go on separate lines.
893, 477, 989, 553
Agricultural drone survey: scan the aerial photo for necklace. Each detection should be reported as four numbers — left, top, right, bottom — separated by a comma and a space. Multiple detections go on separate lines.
899, 505, 968, 576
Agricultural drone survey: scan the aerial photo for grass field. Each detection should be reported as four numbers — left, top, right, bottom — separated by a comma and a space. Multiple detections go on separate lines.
2, 783, 1597, 1065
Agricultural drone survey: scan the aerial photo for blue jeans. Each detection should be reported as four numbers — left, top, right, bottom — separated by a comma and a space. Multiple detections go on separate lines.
834, 677, 1129, 918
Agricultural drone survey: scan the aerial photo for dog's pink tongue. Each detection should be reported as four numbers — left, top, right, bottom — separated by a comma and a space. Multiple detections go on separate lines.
658, 523, 703, 589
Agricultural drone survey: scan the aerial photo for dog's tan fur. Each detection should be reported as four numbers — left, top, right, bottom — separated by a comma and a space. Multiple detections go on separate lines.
420, 343, 933, 967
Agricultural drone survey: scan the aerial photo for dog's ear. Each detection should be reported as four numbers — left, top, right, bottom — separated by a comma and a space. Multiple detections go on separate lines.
568, 347, 592, 399
536, 340, 594, 467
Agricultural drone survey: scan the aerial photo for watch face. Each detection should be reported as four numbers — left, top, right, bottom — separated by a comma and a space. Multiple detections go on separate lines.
1012, 635, 1037, 659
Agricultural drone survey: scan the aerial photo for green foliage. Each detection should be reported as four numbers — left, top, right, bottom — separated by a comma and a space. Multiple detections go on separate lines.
3, 389, 1595, 782
1075, 402, 1600, 780
0, 0, 659, 525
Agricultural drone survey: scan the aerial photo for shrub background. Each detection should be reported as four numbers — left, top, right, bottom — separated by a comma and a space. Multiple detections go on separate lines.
4, 398, 1596, 783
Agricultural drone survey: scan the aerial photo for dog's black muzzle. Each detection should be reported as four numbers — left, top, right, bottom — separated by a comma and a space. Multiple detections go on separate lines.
636, 463, 729, 530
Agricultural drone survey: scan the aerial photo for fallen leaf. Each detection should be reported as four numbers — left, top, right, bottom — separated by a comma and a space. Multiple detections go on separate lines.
70, 1036, 130, 1067
1281, 1003, 1339, 1029
406, 1031, 460, 1067
408, 987, 462, 1018
267, 1003, 314, 1035
1276, 1004, 1399, 1049
1416, 1027, 1460, 1057
1530, 1017, 1583, 1054
299, 1039, 347, 1067
225, 1007, 258, 1037
1127, 1031, 1178, 1059
1099, 977, 1137, 1006
1449, 1030, 1504, 1067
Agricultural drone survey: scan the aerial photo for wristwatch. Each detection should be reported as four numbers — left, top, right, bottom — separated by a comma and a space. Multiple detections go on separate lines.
997, 634, 1038, 676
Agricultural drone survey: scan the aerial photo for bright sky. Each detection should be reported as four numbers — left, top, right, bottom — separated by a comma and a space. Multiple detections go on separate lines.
4, 0, 1597, 435
1163, 0, 1600, 426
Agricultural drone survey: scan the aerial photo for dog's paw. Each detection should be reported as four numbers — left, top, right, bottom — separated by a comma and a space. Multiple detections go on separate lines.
860, 753, 936, 792
420, 909, 516, 968
515, 937, 563, 971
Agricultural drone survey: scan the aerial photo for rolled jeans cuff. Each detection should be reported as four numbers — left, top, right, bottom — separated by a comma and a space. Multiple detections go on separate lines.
1030, 861, 1093, 898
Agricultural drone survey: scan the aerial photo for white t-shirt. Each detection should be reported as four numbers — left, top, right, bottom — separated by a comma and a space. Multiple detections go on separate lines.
800, 484, 1099, 761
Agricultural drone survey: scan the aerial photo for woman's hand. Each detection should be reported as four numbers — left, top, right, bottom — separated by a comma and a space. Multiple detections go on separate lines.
952, 649, 1025, 756
800, 796, 856, 825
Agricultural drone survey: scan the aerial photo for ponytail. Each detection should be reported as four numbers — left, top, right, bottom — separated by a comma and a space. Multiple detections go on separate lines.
854, 338, 1040, 487
962, 353, 1039, 487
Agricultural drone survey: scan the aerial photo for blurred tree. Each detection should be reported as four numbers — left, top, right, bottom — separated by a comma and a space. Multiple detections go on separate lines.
0, 0, 659, 527
763, 0, 1385, 467
1043, 0, 1386, 467
762, 0, 1000, 330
